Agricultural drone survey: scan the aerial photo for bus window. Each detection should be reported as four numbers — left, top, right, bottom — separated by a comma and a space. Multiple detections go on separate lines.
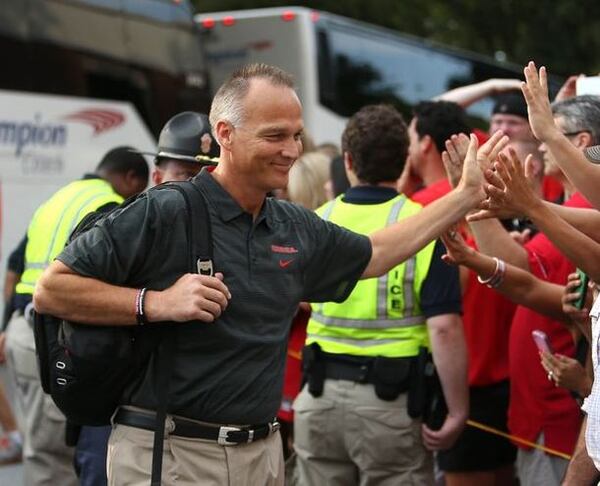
315, 17, 553, 126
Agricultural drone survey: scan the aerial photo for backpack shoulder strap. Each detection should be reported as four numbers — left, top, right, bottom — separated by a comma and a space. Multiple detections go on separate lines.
146, 179, 214, 486
156, 180, 213, 275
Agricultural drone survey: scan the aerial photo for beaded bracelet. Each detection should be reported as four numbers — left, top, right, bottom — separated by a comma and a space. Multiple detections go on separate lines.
135, 287, 148, 326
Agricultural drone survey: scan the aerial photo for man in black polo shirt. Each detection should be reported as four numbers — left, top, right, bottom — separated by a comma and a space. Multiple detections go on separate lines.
34, 63, 507, 485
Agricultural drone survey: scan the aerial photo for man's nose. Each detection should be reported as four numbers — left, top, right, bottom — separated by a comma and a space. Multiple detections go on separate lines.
282, 137, 301, 159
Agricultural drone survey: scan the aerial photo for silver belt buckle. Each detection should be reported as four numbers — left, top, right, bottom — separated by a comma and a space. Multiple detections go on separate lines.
217, 426, 241, 446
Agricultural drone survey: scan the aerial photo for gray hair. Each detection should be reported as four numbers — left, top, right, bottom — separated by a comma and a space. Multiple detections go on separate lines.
209, 63, 295, 134
551, 95, 600, 145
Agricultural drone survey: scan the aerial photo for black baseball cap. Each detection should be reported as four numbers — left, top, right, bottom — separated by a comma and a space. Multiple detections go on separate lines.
492, 93, 528, 120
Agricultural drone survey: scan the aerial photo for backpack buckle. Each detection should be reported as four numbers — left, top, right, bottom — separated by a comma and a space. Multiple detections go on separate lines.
197, 258, 214, 276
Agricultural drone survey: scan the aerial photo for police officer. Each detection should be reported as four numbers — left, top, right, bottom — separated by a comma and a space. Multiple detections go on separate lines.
145, 111, 219, 185
294, 104, 468, 485
3, 147, 148, 486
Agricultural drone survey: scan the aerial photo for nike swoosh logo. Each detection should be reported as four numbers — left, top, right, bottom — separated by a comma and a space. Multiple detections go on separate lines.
279, 259, 294, 268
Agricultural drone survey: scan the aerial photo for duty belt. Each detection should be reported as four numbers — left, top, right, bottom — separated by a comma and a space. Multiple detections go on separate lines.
114, 408, 280, 446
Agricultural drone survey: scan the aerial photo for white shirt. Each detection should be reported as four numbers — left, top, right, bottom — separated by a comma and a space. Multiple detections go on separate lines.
582, 293, 600, 470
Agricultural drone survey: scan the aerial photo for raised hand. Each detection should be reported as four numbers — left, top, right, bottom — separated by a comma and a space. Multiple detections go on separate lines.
480, 148, 541, 219
457, 131, 509, 199
442, 133, 470, 188
521, 61, 560, 142
554, 74, 581, 102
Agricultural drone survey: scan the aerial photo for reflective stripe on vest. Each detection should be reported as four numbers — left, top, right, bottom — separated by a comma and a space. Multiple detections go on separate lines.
308, 194, 435, 357
15, 179, 123, 295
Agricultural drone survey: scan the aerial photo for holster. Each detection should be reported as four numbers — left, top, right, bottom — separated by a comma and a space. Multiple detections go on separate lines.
407, 347, 447, 430
302, 343, 325, 397
371, 356, 411, 401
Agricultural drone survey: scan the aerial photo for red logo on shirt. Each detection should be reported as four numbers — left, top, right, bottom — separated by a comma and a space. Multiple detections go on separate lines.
271, 245, 298, 254
279, 259, 294, 269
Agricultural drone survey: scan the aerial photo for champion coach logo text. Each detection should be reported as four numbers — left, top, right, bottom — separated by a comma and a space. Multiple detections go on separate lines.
271, 245, 298, 254
63, 109, 125, 135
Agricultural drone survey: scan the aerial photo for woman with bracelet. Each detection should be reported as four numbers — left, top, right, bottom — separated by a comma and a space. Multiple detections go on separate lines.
441, 229, 592, 395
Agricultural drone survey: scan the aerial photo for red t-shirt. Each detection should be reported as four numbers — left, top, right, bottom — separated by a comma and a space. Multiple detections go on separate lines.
462, 238, 516, 386
542, 175, 564, 203
411, 181, 515, 386
508, 192, 591, 454
410, 179, 452, 207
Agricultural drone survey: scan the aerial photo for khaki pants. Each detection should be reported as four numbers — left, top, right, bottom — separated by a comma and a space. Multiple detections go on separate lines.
293, 380, 433, 486
5, 312, 78, 486
107, 422, 284, 486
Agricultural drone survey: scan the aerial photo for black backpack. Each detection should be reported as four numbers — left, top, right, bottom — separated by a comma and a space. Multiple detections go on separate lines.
33, 179, 213, 483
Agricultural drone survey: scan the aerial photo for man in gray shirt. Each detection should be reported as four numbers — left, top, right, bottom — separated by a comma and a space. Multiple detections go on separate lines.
34, 63, 507, 485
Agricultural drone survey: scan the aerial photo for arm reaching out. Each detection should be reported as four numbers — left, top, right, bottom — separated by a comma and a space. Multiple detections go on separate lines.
435, 79, 522, 108
363, 132, 508, 278
522, 61, 600, 209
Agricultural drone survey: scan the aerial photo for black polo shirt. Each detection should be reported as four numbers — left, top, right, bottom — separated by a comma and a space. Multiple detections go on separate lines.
342, 185, 462, 318
59, 170, 371, 424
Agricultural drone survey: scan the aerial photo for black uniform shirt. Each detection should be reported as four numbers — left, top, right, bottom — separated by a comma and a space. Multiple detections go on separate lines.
58, 170, 371, 424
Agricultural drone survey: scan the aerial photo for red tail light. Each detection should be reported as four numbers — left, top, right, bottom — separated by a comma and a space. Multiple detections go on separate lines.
222, 16, 235, 26
201, 18, 216, 29
282, 11, 296, 22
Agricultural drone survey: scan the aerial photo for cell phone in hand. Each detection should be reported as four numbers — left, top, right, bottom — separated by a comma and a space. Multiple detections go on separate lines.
574, 268, 590, 310
532, 329, 553, 354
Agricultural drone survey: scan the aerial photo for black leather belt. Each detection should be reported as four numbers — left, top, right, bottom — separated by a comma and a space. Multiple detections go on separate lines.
324, 358, 375, 383
114, 408, 280, 446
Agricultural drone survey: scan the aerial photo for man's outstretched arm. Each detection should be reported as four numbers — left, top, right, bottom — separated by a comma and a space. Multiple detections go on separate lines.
363, 132, 508, 278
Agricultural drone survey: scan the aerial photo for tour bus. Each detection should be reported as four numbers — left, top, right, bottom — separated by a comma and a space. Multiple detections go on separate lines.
195, 7, 559, 145
1, 0, 212, 135
0, 0, 212, 310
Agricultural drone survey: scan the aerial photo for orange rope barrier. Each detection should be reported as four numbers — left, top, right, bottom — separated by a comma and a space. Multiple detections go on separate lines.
467, 419, 572, 460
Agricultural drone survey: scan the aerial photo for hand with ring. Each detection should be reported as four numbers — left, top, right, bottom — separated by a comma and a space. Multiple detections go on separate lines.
541, 351, 592, 396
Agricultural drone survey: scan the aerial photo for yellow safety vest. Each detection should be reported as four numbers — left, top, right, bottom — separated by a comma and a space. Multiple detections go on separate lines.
15, 178, 123, 295
307, 194, 436, 358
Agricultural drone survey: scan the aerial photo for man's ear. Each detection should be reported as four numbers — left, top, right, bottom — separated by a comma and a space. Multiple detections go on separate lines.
343, 151, 353, 173
215, 120, 234, 151
576, 132, 593, 150
151, 168, 162, 186
421, 134, 435, 154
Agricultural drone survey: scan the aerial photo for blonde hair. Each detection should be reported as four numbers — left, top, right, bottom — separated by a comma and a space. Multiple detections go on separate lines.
287, 152, 330, 210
